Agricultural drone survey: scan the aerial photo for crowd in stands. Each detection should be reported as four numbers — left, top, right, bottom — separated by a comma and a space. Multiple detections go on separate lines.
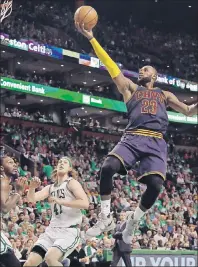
1, 0, 197, 82
1, 111, 198, 264
1, 105, 198, 146
3, 107, 54, 124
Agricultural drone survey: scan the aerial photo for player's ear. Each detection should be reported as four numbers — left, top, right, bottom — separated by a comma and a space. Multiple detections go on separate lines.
0, 166, 4, 172
152, 74, 157, 82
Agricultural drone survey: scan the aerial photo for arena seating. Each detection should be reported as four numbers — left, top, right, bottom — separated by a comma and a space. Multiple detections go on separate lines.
1, 112, 197, 263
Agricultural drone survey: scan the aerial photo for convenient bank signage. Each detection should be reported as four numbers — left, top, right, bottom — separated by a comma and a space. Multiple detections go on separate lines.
1, 77, 197, 124
0, 33, 63, 59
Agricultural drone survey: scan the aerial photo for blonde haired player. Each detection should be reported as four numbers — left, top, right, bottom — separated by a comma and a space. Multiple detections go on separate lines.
0, 156, 26, 267
24, 157, 89, 267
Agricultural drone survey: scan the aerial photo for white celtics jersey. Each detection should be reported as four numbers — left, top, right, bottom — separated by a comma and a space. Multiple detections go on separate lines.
0, 232, 12, 254
49, 178, 82, 228
1, 213, 12, 254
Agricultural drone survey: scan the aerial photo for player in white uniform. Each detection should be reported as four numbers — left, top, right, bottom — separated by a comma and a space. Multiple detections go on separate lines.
0, 156, 25, 267
24, 157, 89, 267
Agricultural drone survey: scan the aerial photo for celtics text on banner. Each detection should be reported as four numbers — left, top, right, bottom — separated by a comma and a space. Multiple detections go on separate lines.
0, 33, 63, 59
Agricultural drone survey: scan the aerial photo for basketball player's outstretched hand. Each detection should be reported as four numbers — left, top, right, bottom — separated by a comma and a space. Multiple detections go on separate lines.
15, 177, 27, 195
29, 177, 41, 189
75, 22, 93, 40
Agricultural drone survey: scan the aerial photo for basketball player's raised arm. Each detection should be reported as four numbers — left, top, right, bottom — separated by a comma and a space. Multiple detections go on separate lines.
75, 23, 137, 101
27, 177, 50, 203
164, 91, 198, 116
51, 179, 89, 209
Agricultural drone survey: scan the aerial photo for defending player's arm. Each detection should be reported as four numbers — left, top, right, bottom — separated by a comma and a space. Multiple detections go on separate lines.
27, 177, 50, 203
50, 179, 89, 209
164, 91, 198, 116
75, 23, 137, 102
0, 177, 25, 214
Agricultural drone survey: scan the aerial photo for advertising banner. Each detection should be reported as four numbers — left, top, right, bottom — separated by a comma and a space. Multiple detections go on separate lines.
1, 77, 197, 124
79, 53, 91, 66
1, 32, 197, 91
0, 33, 63, 59
122, 254, 197, 267
0, 76, 126, 112
100, 63, 198, 92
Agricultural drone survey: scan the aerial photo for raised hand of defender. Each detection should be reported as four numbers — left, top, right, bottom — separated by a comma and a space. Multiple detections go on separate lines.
29, 177, 41, 189
75, 22, 94, 40
15, 177, 26, 196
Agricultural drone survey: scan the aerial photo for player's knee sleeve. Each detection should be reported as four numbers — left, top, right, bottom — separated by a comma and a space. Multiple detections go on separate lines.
140, 175, 164, 210
100, 156, 122, 195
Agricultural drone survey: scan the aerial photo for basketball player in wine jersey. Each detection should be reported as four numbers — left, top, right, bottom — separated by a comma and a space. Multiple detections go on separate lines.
24, 157, 89, 267
76, 22, 198, 244
0, 156, 26, 267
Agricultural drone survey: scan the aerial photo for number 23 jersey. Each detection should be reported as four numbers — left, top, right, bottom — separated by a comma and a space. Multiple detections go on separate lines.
49, 178, 82, 228
125, 86, 168, 135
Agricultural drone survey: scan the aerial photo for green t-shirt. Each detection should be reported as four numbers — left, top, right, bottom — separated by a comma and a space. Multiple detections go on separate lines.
160, 220, 167, 227
18, 167, 27, 177
43, 165, 53, 179
130, 180, 138, 187
36, 202, 51, 213
81, 210, 87, 215
91, 160, 96, 171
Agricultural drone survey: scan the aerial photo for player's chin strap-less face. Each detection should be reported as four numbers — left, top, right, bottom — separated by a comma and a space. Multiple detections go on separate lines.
57, 157, 72, 174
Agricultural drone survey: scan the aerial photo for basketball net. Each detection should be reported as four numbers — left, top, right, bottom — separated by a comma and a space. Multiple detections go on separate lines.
0, 0, 13, 22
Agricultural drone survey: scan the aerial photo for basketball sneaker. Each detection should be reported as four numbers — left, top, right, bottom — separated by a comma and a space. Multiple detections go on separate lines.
122, 211, 139, 244
86, 213, 115, 238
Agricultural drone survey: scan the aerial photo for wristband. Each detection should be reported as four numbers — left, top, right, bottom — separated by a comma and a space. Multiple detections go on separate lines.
89, 38, 121, 78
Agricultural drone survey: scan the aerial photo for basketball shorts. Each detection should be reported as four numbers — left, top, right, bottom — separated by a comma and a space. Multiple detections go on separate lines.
108, 133, 167, 181
33, 226, 80, 259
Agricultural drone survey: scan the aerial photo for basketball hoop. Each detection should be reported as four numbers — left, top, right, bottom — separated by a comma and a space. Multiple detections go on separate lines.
0, 0, 13, 22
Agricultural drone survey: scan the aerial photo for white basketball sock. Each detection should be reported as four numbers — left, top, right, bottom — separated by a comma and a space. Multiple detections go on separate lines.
101, 199, 111, 217
133, 206, 146, 221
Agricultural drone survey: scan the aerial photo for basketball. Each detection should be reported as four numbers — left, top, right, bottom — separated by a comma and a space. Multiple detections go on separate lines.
74, 6, 98, 31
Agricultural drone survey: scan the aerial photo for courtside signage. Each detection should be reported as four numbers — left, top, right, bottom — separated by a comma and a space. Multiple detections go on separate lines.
122, 255, 197, 267
1, 77, 197, 124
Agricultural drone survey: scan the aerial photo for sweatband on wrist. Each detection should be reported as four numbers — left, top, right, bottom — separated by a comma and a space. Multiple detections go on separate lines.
90, 38, 121, 78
